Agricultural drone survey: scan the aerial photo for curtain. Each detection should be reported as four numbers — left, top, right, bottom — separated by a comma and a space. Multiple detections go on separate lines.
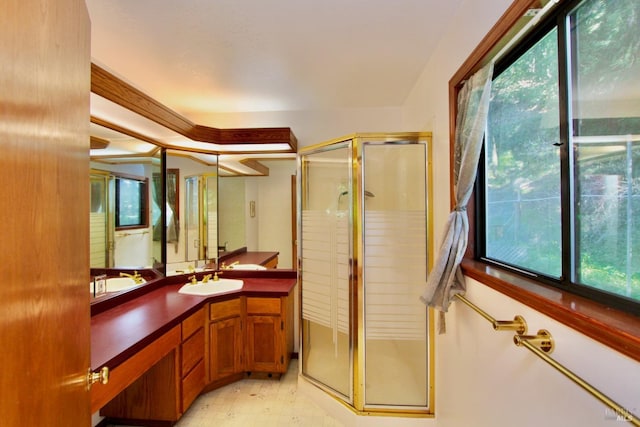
420, 62, 494, 329
152, 173, 162, 241
166, 172, 179, 243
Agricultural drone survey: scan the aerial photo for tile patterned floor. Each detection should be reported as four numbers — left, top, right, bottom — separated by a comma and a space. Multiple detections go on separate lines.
174, 360, 344, 427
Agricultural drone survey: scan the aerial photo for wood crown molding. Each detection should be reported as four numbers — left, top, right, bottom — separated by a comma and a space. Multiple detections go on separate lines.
90, 63, 297, 150
90, 135, 110, 149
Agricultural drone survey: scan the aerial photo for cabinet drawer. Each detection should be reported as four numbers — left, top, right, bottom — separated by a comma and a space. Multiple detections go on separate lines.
182, 307, 205, 340
181, 328, 204, 375
247, 297, 280, 315
181, 359, 205, 412
210, 298, 242, 321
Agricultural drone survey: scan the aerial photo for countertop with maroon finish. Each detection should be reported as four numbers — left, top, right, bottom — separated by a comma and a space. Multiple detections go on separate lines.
218, 250, 279, 266
91, 276, 296, 371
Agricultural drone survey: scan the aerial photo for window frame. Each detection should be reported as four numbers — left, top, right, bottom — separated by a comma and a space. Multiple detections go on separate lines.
114, 172, 149, 230
452, 0, 640, 362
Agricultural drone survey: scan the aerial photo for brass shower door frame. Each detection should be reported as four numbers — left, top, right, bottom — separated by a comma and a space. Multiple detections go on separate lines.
298, 132, 435, 417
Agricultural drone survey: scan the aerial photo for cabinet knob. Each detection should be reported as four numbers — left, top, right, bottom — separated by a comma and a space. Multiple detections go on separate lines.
87, 366, 109, 389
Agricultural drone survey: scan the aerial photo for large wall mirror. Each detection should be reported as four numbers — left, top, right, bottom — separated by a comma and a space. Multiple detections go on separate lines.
89, 122, 163, 299
90, 122, 162, 270
165, 151, 219, 275
218, 159, 297, 269
89, 63, 298, 302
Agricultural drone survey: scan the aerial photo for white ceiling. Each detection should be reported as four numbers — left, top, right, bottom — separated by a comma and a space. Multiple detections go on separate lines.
86, 0, 463, 119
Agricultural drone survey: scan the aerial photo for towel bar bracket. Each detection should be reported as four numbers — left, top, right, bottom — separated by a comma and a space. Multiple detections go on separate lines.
513, 329, 554, 354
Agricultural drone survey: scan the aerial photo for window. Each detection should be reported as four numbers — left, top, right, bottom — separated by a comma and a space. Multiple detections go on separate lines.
115, 175, 148, 229
481, 0, 640, 313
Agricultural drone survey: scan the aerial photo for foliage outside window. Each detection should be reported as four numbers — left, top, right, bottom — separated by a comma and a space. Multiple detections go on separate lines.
115, 175, 148, 229
481, 0, 640, 313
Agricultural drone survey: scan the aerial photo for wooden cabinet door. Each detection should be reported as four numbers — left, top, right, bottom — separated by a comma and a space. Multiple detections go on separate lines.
209, 317, 243, 381
246, 315, 282, 373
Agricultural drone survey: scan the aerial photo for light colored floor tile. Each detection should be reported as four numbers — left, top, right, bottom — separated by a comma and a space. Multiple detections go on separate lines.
105, 360, 343, 427
175, 360, 343, 427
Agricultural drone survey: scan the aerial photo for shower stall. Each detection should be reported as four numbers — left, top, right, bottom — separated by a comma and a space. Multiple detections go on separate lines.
298, 132, 433, 415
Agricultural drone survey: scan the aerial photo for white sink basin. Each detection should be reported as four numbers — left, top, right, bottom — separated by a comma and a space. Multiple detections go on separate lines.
226, 263, 267, 271
178, 278, 244, 296
90, 277, 146, 293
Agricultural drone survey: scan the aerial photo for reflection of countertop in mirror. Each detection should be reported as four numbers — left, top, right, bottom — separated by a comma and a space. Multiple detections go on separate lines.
90, 273, 296, 371
218, 248, 279, 269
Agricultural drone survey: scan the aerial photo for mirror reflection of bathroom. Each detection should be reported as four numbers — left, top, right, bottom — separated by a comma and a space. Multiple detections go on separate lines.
184, 173, 218, 263
165, 151, 218, 276
218, 159, 297, 269
89, 123, 162, 273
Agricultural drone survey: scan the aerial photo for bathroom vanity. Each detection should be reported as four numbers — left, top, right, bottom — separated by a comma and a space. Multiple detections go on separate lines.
90, 271, 295, 425
217, 247, 279, 269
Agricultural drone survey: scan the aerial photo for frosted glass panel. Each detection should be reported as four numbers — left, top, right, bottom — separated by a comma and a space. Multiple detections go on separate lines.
185, 176, 200, 261
363, 143, 428, 407
90, 175, 109, 268
301, 143, 352, 400
205, 174, 218, 260
300, 133, 431, 413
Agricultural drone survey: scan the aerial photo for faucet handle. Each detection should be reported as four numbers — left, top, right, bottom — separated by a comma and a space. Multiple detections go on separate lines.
188, 275, 197, 285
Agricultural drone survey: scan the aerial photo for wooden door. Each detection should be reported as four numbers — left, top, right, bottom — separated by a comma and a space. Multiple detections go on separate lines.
246, 315, 281, 373
0, 0, 91, 425
209, 317, 243, 381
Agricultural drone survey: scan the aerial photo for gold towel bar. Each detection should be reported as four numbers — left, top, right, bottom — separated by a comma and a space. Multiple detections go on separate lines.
517, 335, 640, 426
454, 293, 640, 426
454, 293, 527, 335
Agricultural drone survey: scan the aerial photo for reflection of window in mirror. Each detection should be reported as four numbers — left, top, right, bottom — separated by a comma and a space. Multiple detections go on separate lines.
114, 174, 148, 229
166, 169, 179, 244
90, 178, 106, 214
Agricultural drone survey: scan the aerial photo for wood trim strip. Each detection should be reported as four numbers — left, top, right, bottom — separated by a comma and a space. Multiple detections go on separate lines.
462, 259, 640, 362
91, 63, 196, 137
239, 159, 269, 176
91, 63, 297, 150
91, 116, 167, 148
449, 0, 540, 88
90, 135, 110, 149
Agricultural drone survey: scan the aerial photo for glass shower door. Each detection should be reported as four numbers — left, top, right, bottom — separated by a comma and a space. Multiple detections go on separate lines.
204, 174, 218, 261
300, 132, 432, 414
185, 173, 218, 262
300, 142, 353, 402
361, 141, 429, 408
184, 176, 200, 261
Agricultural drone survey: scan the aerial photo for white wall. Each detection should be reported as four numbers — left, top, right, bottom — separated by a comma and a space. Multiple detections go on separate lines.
402, 1, 640, 426
218, 177, 247, 251
245, 160, 297, 269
